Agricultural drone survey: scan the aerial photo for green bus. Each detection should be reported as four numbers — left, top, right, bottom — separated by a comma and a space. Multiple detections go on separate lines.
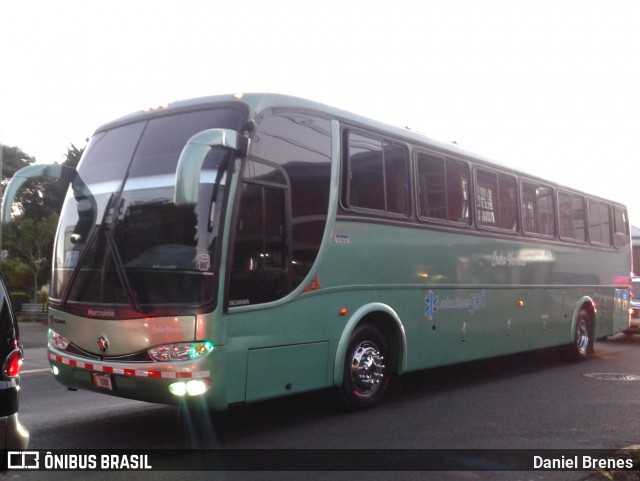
2, 93, 632, 410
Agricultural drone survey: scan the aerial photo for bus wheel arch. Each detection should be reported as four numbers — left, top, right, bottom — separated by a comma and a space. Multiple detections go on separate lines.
334, 304, 407, 409
570, 299, 596, 360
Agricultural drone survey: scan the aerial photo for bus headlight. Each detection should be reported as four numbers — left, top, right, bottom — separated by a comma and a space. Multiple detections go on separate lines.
48, 330, 69, 351
148, 341, 214, 362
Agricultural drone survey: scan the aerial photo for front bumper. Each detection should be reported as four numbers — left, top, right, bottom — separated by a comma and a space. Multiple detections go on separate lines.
48, 347, 225, 409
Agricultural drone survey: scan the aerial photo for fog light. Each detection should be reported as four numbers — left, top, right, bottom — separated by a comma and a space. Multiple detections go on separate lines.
51, 365, 60, 376
185, 380, 207, 396
169, 382, 187, 397
169, 379, 209, 397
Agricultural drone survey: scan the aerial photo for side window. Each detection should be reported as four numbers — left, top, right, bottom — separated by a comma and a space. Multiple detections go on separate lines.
416, 152, 470, 224
588, 200, 613, 246
558, 191, 587, 242
345, 131, 409, 215
230, 174, 289, 305
229, 111, 332, 306
521, 181, 556, 237
475, 169, 517, 231
614, 205, 630, 247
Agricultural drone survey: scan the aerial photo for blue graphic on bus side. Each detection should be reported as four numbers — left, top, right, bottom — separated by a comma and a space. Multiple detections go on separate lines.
424, 289, 487, 321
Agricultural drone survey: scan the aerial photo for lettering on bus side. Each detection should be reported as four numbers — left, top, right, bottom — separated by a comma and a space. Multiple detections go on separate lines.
334, 234, 350, 244
424, 289, 487, 321
229, 299, 251, 307
491, 251, 528, 267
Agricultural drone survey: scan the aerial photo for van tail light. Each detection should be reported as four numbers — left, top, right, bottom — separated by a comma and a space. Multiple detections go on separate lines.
3, 349, 23, 378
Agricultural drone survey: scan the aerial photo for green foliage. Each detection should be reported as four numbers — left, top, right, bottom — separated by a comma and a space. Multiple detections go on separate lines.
36, 142, 86, 220
3, 214, 58, 297
2, 142, 85, 221
36, 290, 49, 305
1, 142, 86, 298
0, 258, 33, 293
9, 291, 30, 313
1, 145, 35, 180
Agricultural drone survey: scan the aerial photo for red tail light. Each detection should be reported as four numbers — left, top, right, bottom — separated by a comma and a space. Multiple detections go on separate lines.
3, 349, 23, 378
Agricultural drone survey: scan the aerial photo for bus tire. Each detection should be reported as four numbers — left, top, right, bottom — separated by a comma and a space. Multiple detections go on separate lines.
339, 323, 392, 410
571, 309, 593, 360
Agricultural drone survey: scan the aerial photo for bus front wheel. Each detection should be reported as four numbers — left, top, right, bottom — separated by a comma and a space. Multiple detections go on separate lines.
571, 309, 593, 360
339, 323, 392, 410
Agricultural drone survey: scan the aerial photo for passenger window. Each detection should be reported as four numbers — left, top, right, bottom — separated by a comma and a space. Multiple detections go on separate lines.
416, 152, 470, 224
614, 206, 628, 235
558, 191, 587, 242
345, 131, 409, 215
521, 181, 556, 236
588, 200, 613, 246
475, 169, 517, 231
614, 205, 630, 247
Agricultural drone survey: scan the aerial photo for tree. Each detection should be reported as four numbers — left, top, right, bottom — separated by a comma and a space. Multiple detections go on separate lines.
38, 142, 86, 217
1, 257, 33, 295
2, 142, 86, 221
62, 142, 84, 169
1, 145, 35, 181
1, 142, 86, 297
3, 215, 58, 298
1, 145, 36, 218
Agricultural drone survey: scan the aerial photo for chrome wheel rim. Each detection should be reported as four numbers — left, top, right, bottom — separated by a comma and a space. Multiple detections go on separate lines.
576, 320, 589, 355
350, 341, 386, 396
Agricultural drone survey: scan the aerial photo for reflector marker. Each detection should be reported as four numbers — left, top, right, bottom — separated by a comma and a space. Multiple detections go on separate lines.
48, 353, 210, 379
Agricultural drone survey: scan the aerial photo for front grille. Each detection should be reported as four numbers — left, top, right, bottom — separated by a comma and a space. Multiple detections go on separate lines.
62, 343, 153, 363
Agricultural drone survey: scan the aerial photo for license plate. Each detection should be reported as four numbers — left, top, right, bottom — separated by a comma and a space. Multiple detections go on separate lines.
91, 372, 114, 391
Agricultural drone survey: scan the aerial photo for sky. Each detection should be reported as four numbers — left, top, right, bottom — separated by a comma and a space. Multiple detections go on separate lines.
2, 0, 640, 224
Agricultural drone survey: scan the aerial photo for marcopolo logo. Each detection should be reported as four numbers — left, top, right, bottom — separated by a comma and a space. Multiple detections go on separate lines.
424, 289, 487, 321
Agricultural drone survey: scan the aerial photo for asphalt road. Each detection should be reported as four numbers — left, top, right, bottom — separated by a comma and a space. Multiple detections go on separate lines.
6, 321, 640, 481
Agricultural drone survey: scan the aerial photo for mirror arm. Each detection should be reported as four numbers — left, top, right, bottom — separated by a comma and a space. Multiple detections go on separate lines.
1, 164, 95, 224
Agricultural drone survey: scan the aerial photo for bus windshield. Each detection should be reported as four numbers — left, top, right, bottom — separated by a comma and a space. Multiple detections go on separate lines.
51, 107, 246, 313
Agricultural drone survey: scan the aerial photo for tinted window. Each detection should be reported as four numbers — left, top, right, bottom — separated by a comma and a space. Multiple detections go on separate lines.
614, 206, 630, 248
588, 200, 612, 246
77, 122, 146, 185
558, 191, 587, 242
416, 152, 470, 224
345, 131, 409, 215
614, 206, 628, 235
55, 108, 246, 308
229, 112, 332, 306
476, 169, 517, 231
522, 181, 556, 236
128, 108, 245, 178
0, 277, 16, 362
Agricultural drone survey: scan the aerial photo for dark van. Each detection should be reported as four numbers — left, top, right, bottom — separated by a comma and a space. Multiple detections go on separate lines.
0, 273, 29, 453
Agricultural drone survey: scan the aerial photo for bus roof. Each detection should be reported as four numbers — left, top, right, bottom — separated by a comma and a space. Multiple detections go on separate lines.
94, 92, 625, 207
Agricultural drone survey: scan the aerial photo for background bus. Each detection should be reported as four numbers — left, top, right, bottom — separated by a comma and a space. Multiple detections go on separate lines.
2, 93, 632, 410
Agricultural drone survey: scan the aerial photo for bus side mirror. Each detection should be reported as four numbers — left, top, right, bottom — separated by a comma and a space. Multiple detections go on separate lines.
2, 164, 77, 223
1, 163, 96, 242
174, 128, 245, 206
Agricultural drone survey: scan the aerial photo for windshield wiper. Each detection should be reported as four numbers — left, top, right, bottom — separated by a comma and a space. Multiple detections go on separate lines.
103, 223, 143, 312
61, 194, 144, 313
100, 194, 145, 313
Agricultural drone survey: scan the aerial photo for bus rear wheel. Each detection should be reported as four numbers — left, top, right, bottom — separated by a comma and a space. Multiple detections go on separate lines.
339, 323, 392, 410
571, 309, 593, 360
